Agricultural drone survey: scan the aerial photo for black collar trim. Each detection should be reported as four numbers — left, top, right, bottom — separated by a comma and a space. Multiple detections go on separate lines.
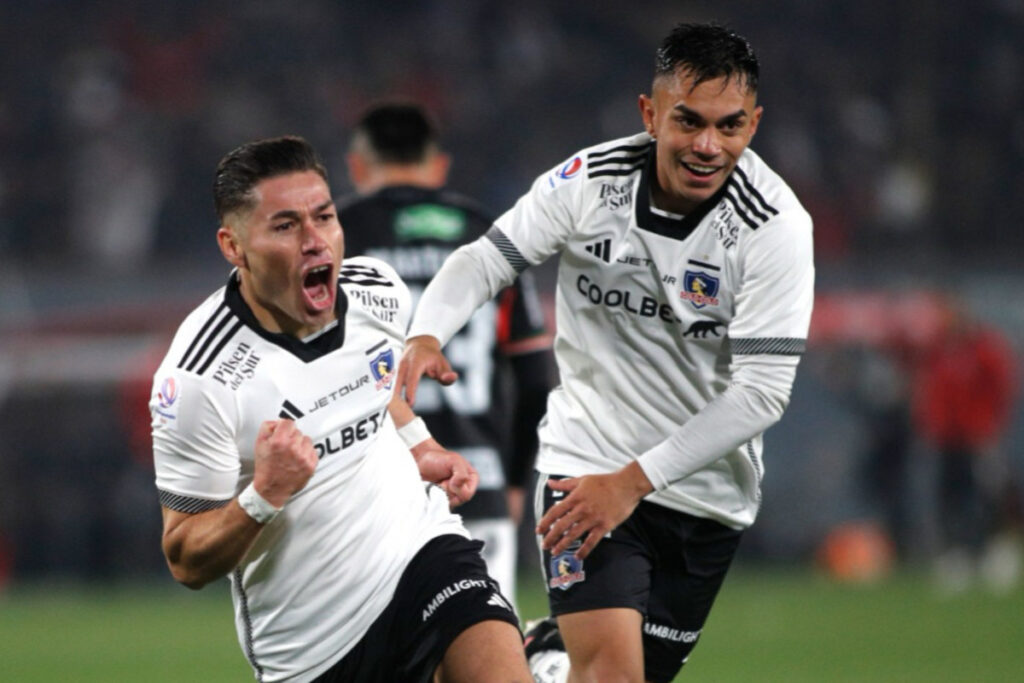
635, 147, 731, 242
224, 273, 348, 362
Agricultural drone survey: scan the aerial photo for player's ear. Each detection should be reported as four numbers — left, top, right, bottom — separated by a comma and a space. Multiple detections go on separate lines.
346, 152, 370, 193
428, 151, 451, 187
748, 105, 764, 140
638, 94, 656, 138
217, 224, 246, 269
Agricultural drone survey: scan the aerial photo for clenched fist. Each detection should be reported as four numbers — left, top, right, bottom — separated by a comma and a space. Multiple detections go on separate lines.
252, 419, 318, 508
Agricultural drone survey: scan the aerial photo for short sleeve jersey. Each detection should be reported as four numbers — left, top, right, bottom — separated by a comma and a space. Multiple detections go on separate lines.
489, 132, 814, 528
340, 186, 549, 518
150, 256, 466, 683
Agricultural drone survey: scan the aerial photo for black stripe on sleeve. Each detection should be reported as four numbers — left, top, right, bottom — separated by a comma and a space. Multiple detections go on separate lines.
731, 337, 806, 355
195, 320, 244, 375
732, 166, 778, 216
587, 143, 651, 159
727, 178, 770, 223
723, 190, 760, 229
587, 153, 647, 169
485, 227, 529, 273
588, 161, 646, 179
158, 490, 232, 513
184, 312, 236, 372
178, 303, 229, 369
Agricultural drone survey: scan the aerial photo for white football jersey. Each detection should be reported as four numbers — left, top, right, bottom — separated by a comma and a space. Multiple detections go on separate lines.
150, 256, 466, 683
411, 132, 813, 529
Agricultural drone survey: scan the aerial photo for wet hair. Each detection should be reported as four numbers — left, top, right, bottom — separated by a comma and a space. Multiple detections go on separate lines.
655, 22, 759, 93
213, 135, 327, 221
350, 102, 440, 165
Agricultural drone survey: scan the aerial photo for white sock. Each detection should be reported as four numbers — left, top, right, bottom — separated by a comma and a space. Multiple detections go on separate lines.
528, 650, 570, 683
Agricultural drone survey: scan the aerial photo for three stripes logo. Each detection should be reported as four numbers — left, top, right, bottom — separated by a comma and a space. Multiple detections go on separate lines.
722, 166, 778, 231
339, 264, 393, 287
587, 142, 650, 179
584, 238, 612, 263
278, 400, 304, 420
177, 302, 243, 376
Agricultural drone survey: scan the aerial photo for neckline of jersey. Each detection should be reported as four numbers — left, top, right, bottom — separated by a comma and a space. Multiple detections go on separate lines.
634, 147, 732, 241
223, 272, 349, 362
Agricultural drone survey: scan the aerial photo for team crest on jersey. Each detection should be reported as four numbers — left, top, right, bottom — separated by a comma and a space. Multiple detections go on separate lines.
549, 546, 586, 591
370, 349, 396, 390
680, 270, 721, 309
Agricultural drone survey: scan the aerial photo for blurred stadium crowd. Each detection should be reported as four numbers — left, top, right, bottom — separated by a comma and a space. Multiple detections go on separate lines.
1, 1, 1023, 590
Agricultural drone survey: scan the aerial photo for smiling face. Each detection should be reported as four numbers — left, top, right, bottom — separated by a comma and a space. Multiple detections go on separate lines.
217, 170, 343, 339
639, 69, 762, 215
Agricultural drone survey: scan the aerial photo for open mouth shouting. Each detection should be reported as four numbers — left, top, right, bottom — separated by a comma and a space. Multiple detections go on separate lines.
302, 262, 335, 312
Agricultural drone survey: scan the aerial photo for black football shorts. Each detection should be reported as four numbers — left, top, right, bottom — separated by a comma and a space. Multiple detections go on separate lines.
536, 473, 743, 683
317, 534, 520, 683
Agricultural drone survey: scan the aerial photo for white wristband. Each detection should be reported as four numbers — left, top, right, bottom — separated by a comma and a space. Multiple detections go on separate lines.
238, 482, 282, 524
397, 416, 432, 448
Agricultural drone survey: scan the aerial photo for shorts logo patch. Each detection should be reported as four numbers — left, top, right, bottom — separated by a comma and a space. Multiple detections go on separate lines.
486, 592, 514, 613
369, 348, 395, 390
548, 548, 585, 591
421, 578, 490, 621
643, 621, 701, 644
680, 270, 720, 309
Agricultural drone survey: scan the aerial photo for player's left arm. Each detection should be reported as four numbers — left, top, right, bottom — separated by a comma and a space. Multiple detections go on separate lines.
388, 383, 479, 508
541, 208, 815, 559
635, 207, 815, 490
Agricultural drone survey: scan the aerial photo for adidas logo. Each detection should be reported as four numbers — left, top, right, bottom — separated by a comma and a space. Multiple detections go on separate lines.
487, 592, 514, 612
584, 238, 612, 263
278, 400, 304, 420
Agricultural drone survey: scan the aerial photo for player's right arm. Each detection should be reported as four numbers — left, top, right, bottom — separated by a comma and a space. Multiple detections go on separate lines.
161, 419, 317, 589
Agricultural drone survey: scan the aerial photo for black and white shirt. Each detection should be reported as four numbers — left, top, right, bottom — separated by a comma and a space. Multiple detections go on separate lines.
151, 256, 466, 682
408, 132, 814, 529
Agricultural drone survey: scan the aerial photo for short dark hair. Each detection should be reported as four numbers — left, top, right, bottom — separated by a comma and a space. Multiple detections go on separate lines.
213, 135, 328, 221
655, 23, 759, 93
351, 102, 439, 165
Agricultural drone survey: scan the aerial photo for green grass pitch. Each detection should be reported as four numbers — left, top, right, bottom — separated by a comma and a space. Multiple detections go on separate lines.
1, 568, 1022, 682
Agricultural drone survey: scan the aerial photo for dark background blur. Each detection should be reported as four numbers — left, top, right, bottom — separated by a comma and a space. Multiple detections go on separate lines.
1, 1, 1022, 590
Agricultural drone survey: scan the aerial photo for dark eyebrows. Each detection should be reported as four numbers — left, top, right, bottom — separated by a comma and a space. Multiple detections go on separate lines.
268, 199, 336, 221
673, 103, 749, 126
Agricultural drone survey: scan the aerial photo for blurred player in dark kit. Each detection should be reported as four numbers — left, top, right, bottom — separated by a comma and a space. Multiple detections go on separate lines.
341, 102, 553, 605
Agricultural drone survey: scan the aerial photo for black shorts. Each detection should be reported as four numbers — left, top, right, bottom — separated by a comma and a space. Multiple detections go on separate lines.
316, 534, 520, 683
537, 474, 743, 683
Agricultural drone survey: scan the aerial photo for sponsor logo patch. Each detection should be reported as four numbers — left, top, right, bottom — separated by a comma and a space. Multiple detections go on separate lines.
154, 377, 179, 422
584, 238, 612, 263
395, 204, 466, 241
643, 621, 701, 644
680, 270, 720, 309
422, 578, 491, 621
158, 377, 178, 409
557, 156, 583, 179
548, 156, 583, 188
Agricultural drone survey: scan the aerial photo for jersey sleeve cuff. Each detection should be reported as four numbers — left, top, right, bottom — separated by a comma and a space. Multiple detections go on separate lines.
635, 452, 672, 492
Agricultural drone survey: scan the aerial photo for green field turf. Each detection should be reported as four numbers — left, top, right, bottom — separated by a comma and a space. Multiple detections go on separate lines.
1, 568, 1021, 682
